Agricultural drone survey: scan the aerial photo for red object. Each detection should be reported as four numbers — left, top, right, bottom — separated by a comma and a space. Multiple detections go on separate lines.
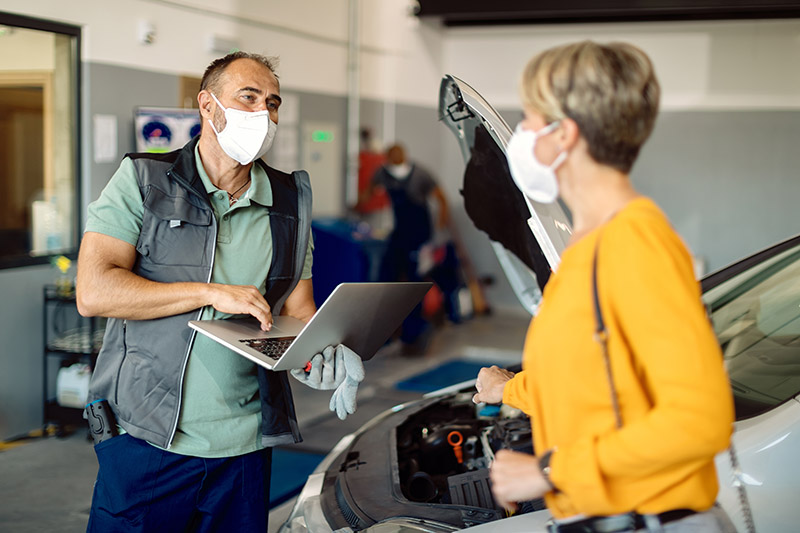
422, 284, 444, 318
448, 431, 464, 464
304, 361, 312, 373
355, 151, 389, 213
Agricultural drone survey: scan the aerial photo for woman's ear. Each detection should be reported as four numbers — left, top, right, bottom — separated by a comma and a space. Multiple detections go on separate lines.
559, 118, 581, 151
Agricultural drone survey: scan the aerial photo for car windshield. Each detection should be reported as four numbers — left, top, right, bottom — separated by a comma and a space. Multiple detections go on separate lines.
704, 242, 800, 420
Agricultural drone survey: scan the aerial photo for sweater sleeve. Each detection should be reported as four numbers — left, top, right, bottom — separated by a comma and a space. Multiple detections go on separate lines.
548, 213, 734, 511
501, 319, 538, 414
502, 369, 535, 414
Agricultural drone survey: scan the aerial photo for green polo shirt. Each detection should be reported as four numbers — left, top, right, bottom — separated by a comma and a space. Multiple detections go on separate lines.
85, 146, 313, 457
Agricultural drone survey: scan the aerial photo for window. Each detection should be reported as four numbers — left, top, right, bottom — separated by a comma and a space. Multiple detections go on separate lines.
705, 242, 800, 420
0, 13, 80, 268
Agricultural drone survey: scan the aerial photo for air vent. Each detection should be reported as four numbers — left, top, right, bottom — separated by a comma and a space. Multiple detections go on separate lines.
335, 476, 366, 530
447, 469, 500, 512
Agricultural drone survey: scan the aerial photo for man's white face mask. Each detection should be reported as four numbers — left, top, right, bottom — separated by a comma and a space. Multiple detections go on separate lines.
209, 93, 277, 165
506, 122, 567, 204
386, 163, 412, 180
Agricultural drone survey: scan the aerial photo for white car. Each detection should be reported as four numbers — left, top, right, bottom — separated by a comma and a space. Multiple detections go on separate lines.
279, 76, 800, 533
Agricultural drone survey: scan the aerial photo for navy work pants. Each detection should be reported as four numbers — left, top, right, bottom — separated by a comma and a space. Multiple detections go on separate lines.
87, 433, 272, 533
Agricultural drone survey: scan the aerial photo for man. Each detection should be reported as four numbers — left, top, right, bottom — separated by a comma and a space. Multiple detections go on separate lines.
367, 144, 456, 351
354, 127, 389, 216
77, 52, 360, 532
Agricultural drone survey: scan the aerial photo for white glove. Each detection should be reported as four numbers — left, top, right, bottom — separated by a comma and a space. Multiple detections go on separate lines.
289, 345, 346, 390
328, 344, 366, 420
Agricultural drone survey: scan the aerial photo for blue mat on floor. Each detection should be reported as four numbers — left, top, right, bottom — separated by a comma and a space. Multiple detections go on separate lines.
395, 359, 489, 393
270, 448, 324, 507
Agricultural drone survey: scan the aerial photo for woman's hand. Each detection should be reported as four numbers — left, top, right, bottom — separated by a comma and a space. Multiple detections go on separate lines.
490, 450, 551, 510
472, 365, 515, 404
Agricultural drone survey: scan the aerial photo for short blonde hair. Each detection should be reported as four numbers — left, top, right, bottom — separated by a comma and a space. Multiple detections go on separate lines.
521, 41, 660, 173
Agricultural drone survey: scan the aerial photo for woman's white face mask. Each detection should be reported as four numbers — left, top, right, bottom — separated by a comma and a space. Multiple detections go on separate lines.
506, 121, 567, 204
209, 93, 277, 165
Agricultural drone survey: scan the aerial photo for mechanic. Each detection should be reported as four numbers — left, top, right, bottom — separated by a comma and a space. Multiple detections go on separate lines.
77, 51, 363, 532
366, 143, 458, 352
472, 41, 737, 532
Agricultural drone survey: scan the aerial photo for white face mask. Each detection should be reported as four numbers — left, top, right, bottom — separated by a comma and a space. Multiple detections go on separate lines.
506, 122, 567, 204
209, 93, 277, 165
386, 163, 412, 180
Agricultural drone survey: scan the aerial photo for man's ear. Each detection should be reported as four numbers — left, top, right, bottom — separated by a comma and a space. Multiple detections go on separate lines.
559, 118, 581, 151
197, 90, 214, 119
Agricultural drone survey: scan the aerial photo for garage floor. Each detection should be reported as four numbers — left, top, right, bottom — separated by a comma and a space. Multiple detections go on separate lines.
0, 309, 530, 532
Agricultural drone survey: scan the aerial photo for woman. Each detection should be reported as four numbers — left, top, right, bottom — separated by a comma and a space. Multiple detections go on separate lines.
473, 41, 737, 532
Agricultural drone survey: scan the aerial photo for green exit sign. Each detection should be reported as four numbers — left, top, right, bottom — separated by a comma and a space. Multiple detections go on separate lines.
311, 130, 334, 143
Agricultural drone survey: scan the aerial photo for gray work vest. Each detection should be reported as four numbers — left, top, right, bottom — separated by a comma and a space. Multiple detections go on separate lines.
87, 136, 312, 449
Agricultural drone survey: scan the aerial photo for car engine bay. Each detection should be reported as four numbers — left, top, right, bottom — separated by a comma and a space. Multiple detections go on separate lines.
396, 391, 546, 521
316, 385, 548, 531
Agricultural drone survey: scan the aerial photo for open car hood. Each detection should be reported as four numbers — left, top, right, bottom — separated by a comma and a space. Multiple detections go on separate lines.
438, 75, 573, 314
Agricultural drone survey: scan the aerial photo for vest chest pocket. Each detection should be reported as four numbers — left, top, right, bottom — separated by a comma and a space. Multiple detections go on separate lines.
138, 187, 212, 267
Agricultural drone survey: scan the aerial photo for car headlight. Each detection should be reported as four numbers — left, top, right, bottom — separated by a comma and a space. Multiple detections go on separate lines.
279, 402, 424, 533
279, 433, 356, 533
279, 473, 334, 533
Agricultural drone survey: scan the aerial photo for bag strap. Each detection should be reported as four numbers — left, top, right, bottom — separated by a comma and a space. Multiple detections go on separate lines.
591, 243, 623, 429
591, 240, 756, 533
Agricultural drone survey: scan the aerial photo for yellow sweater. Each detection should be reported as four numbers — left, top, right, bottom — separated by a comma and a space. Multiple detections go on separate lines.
503, 197, 734, 519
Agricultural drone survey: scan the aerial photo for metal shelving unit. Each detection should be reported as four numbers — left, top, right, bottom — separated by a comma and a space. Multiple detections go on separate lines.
42, 285, 104, 434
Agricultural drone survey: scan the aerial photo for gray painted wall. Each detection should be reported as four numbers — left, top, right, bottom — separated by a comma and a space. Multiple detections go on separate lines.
83, 63, 180, 217
293, 89, 348, 214
0, 265, 57, 438
475, 108, 800, 281
446, 107, 800, 313
636, 110, 800, 273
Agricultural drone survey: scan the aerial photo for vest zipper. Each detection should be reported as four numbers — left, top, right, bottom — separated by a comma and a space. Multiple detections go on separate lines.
165, 169, 218, 449
114, 319, 127, 405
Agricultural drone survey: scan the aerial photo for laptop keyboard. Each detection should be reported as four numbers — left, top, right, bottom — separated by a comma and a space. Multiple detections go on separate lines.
240, 337, 296, 360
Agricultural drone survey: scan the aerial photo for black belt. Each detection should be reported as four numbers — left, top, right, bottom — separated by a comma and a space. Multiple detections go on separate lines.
546, 509, 697, 533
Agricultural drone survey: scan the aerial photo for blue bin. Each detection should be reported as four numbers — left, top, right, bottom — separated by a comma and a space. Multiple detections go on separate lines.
310, 218, 386, 307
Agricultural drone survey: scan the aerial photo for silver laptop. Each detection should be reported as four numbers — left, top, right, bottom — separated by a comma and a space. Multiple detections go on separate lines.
188, 282, 432, 371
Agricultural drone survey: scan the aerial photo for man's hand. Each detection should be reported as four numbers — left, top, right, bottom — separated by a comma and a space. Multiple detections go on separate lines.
329, 345, 365, 420
289, 345, 345, 390
207, 283, 273, 331
490, 450, 551, 511
472, 365, 515, 404
289, 344, 366, 420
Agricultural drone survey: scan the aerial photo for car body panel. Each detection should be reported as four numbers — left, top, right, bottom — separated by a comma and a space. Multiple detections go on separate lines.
439, 75, 573, 314
716, 397, 800, 532
457, 511, 552, 532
